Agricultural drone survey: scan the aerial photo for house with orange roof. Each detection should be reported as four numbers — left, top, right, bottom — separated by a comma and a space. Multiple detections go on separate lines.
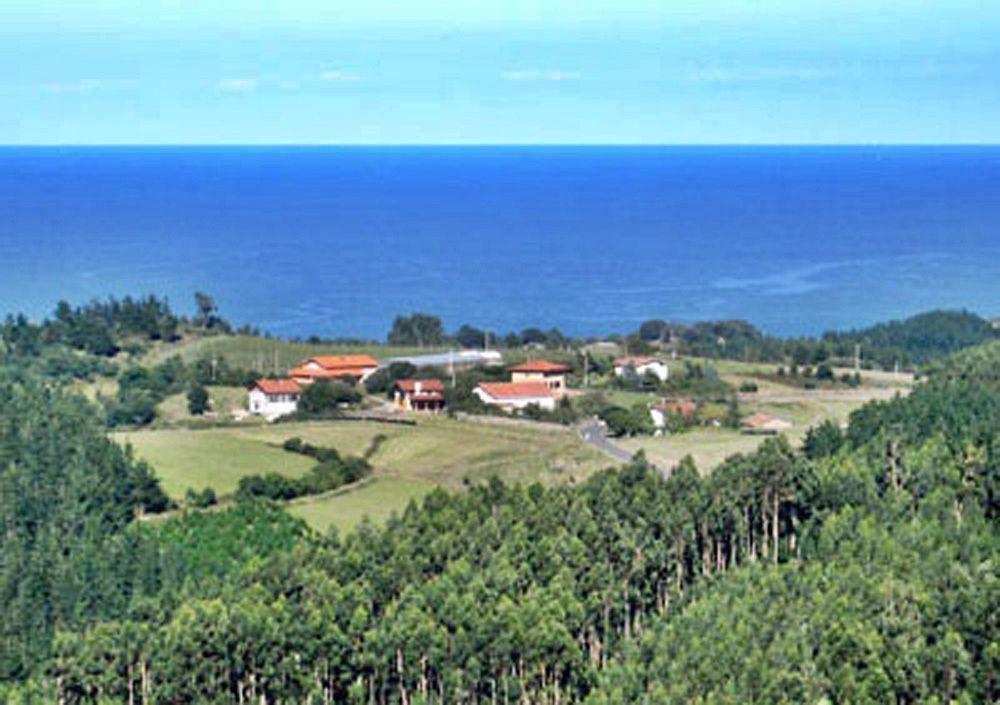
393, 379, 446, 413
248, 378, 302, 420
614, 355, 669, 382
473, 381, 556, 412
649, 398, 697, 430
509, 360, 571, 392
290, 354, 380, 384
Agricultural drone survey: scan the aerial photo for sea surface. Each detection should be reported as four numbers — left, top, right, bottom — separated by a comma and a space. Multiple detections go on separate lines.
0, 146, 998, 339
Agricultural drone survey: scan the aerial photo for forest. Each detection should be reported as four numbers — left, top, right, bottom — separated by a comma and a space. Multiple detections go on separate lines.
1, 317, 998, 701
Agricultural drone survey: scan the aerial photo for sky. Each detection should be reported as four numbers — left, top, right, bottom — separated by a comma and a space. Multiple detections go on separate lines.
3, 0, 999, 144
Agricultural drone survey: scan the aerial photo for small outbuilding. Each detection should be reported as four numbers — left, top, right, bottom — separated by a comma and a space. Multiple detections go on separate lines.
740, 412, 793, 434
649, 398, 697, 430
248, 379, 302, 420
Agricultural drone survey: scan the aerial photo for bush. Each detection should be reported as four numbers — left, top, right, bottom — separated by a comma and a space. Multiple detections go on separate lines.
738, 381, 758, 393
187, 383, 210, 415
237, 442, 373, 501
599, 404, 653, 437
185, 486, 218, 508
300, 380, 362, 414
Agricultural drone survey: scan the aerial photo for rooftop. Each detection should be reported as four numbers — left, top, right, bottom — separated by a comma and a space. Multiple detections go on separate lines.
509, 360, 571, 374
252, 378, 302, 395
477, 381, 554, 399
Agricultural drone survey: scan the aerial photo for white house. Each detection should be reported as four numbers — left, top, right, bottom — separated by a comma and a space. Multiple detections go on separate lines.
614, 356, 669, 382
473, 382, 556, 412
248, 379, 302, 420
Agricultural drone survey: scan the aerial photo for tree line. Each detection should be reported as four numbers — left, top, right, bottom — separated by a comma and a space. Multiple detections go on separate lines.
1, 341, 997, 702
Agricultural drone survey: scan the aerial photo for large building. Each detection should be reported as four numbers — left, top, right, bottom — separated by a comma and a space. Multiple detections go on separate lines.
248, 379, 302, 420
508, 360, 571, 392
473, 382, 556, 412
290, 354, 380, 384
393, 379, 446, 413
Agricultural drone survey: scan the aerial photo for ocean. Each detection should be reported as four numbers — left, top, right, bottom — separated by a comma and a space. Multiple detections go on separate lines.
0, 146, 997, 339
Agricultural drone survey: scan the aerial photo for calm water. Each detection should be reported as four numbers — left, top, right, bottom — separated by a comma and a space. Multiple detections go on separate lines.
0, 146, 998, 338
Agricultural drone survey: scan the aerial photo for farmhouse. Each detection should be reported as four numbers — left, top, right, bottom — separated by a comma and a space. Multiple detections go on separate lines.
290, 354, 380, 384
509, 360, 571, 392
649, 398, 697, 430
393, 379, 446, 413
248, 379, 302, 420
741, 412, 793, 434
614, 356, 669, 382
473, 382, 556, 412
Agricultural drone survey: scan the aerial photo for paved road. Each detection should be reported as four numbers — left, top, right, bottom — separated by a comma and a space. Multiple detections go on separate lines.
577, 418, 670, 476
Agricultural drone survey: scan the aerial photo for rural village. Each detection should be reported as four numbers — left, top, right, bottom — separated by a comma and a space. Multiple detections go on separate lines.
93, 308, 917, 534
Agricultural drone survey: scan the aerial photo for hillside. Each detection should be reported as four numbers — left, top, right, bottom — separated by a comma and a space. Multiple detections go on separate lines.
0, 339, 994, 703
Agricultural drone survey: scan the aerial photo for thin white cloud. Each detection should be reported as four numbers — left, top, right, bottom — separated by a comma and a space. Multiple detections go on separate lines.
219, 78, 259, 93
320, 70, 361, 82
685, 65, 839, 83
502, 69, 582, 82
41, 79, 138, 94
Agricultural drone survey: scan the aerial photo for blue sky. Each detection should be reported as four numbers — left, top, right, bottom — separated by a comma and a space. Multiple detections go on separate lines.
3, 0, 999, 144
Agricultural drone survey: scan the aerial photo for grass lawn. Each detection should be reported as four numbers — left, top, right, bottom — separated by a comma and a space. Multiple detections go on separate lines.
621, 428, 778, 473
114, 427, 316, 498
157, 385, 250, 423
620, 393, 875, 474
287, 478, 434, 534
116, 416, 610, 530
142, 335, 447, 371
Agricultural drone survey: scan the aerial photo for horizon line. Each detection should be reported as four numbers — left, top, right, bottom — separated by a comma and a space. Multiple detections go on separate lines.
3, 142, 1000, 148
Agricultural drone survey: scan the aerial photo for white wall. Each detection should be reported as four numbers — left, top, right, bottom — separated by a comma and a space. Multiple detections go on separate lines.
474, 388, 556, 412
248, 389, 299, 419
615, 361, 669, 382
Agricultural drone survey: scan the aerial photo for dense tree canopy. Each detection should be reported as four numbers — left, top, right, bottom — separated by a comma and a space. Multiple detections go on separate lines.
1, 307, 999, 703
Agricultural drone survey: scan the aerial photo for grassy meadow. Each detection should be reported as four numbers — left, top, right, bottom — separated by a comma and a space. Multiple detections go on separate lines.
141, 334, 447, 371
117, 416, 611, 530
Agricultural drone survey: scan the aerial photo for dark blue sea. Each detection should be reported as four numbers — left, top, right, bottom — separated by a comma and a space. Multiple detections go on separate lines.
1, 146, 998, 339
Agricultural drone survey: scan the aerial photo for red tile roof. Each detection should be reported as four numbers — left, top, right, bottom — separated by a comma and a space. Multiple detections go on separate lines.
252, 378, 302, 395
509, 360, 571, 373
395, 379, 445, 393
291, 367, 371, 380
303, 354, 379, 370
477, 382, 554, 399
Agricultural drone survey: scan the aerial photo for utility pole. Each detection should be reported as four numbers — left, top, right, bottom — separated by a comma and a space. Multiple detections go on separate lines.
449, 349, 456, 388
854, 343, 861, 372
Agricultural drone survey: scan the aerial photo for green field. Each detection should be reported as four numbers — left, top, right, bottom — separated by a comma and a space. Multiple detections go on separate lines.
620, 394, 875, 473
116, 416, 610, 529
288, 478, 433, 533
157, 385, 251, 423
114, 427, 316, 497
142, 334, 448, 371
